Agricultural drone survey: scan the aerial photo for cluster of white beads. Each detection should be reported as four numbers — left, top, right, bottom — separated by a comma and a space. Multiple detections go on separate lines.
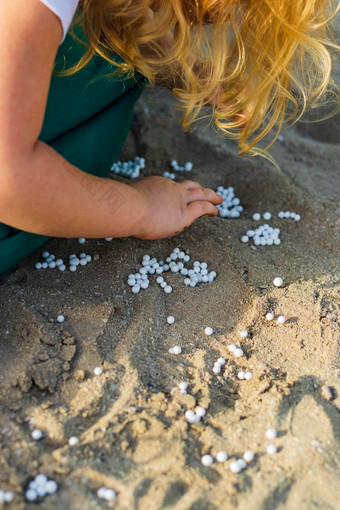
265, 429, 278, 454
216, 186, 243, 218
202, 450, 254, 471
35, 251, 92, 272
265, 312, 286, 324
97, 487, 116, 501
170, 160, 193, 172
228, 344, 244, 357
110, 156, 145, 179
252, 212, 272, 221
127, 249, 217, 294
163, 171, 176, 180
178, 381, 188, 394
25, 475, 57, 502
278, 211, 301, 221
0, 490, 14, 504
185, 406, 206, 424
237, 371, 253, 380
241, 224, 281, 246
212, 357, 225, 374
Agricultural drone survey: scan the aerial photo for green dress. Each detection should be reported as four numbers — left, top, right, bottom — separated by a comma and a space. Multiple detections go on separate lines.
0, 25, 145, 274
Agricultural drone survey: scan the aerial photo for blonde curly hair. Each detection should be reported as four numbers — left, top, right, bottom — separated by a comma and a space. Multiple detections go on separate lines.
60, 0, 340, 156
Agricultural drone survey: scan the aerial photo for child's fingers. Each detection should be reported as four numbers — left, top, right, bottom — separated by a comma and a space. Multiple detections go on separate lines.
185, 200, 219, 224
181, 180, 204, 190
186, 186, 223, 205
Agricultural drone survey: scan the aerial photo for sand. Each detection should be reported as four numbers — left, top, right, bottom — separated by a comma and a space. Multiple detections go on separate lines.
0, 87, 339, 510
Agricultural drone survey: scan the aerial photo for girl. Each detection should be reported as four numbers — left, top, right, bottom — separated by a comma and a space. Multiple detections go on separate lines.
0, 0, 338, 274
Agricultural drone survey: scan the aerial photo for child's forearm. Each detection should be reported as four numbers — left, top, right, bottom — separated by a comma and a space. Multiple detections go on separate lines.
0, 141, 149, 238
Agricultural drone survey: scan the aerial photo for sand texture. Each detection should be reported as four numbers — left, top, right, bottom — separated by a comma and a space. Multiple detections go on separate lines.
0, 87, 340, 510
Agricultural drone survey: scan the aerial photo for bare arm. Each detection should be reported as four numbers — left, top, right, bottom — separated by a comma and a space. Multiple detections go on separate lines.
0, 1, 221, 240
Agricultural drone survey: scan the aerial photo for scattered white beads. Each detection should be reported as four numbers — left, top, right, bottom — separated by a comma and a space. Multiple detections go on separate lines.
93, 367, 103, 376
170, 160, 194, 173
201, 454, 214, 466
273, 277, 283, 287
178, 382, 188, 393
265, 429, 277, 440
216, 186, 243, 218
56, 315, 65, 323
278, 210, 301, 221
111, 156, 145, 179
266, 312, 274, 321
35, 249, 93, 272
263, 212, 272, 220
97, 487, 116, 501
0, 490, 14, 504
252, 213, 261, 221
163, 171, 176, 180
31, 429, 43, 441
68, 436, 79, 447
25, 475, 57, 502
167, 316, 175, 324
241, 224, 281, 246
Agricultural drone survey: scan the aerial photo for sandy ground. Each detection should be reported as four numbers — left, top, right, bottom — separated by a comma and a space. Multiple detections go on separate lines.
0, 86, 339, 510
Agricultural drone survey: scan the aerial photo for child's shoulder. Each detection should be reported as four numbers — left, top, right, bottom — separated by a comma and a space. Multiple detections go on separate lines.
39, 0, 80, 44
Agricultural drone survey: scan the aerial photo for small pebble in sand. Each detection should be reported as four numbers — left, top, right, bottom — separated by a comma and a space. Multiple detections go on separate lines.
31, 429, 43, 441
265, 429, 277, 439
277, 315, 286, 324
266, 312, 274, 321
93, 367, 103, 376
229, 460, 242, 473
201, 454, 214, 467
245, 371, 253, 380
243, 450, 255, 463
97, 487, 116, 501
240, 330, 248, 338
173, 346, 182, 354
167, 316, 175, 324
234, 348, 244, 357
273, 277, 283, 287
196, 406, 206, 417
266, 444, 278, 455
78, 238, 86, 244
204, 327, 213, 336
56, 315, 65, 323
68, 436, 79, 447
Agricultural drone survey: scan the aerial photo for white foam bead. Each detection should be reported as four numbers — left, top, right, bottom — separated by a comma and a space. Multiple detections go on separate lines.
80, 259, 87, 266
35, 474, 48, 486
295, 214, 301, 221
156, 276, 164, 284
167, 316, 175, 324
25, 489, 38, 502
204, 327, 213, 336
156, 267, 163, 274
202, 276, 209, 283
41, 262, 48, 268
216, 451, 228, 462
230, 461, 242, 473
97, 487, 108, 499
164, 286, 173, 294
161, 281, 167, 288
93, 366, 103, 376
128, 279, 136, 286
140, 281, 149, 289
42, 251, 49, 258
241, 235, 249, 243
243, 450, 255, 462
217, 357, 225, 365
48, 261, 57, 269
104, 489, 116, 501
201, 454, 214, 466
274, 238, 281, 245
58, 264, 66, 271
57, 315, 65, 323
143, 254, 150, 261
265, 429, 277, 439
68, 436, 79, 446
195, 406, 206, 417
277, 315, 286, 324
78, 238, 86, 244
273, 277, 283, 287
234, 348, 244, 357
185, 410, 196, 423
278, 211, 285, 218
181, 268, 188, 276
45, 256, 53, 263
252, 213, 261, 221
131, 285, 141, 294
168, 347, 175, 354
245, 371, 253, 380
183, 255, 190, 262
70, 265, 77, 272
228, 344, 237, 352
266, 312, 274, 321
266, 444, 277, 455
31, 429, 43, 440
179, 382, 188, 391
237, 459, 247, 470
240, 330, 248, 338
35, 262, 42, 269
173, 346, 182, 354
263, 212, 272, 220
45, 480, 58, 494
104, 238, 113, 241
4, 492, 13, 503
237, 371, 246, 380
213, 366, 221, 374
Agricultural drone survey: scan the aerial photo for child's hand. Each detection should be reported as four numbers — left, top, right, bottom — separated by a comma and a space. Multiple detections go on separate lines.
130, 176, 223, 239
